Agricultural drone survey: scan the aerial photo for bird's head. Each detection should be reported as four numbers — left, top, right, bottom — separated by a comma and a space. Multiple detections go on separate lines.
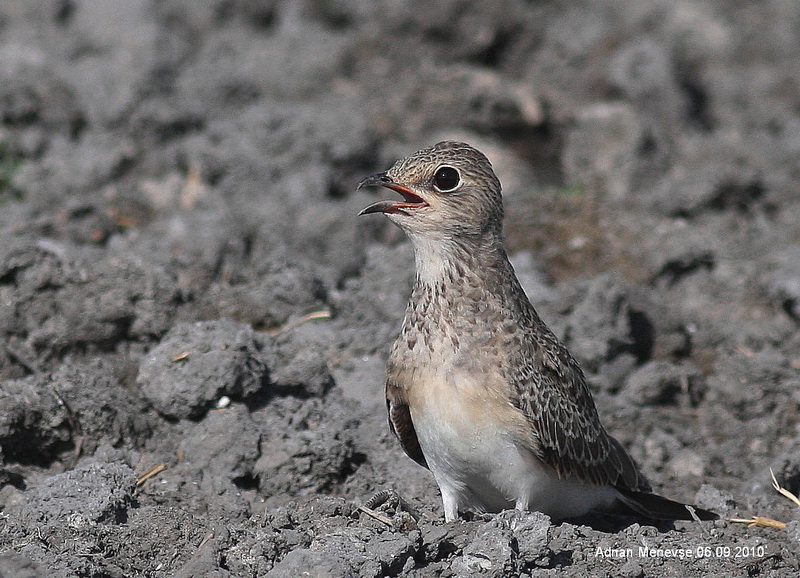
358, 141, 504, 243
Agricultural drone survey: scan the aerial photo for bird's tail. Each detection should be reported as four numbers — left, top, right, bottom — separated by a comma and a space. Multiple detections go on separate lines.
615, 488, 718, 521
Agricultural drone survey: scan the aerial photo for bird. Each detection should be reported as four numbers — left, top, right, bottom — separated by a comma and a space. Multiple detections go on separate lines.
357, 140, 717, 523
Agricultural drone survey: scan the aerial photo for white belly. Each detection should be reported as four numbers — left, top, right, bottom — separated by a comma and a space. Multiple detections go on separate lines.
409, 371, 617, 521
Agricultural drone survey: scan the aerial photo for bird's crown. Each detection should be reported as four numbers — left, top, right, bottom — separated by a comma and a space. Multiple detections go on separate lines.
386, 141, 499, 195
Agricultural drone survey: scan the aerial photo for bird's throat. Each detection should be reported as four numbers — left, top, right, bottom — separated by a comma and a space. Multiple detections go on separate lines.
409, 233, 510, 288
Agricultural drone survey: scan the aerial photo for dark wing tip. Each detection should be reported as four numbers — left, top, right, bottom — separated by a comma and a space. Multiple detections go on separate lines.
615, 488, 719, 521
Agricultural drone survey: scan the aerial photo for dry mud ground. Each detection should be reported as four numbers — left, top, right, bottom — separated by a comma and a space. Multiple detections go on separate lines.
1, 1, 800, 576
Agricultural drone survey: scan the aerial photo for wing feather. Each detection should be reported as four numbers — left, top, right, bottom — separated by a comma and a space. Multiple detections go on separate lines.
509, 327, 648, 492
386, 379, 428, 469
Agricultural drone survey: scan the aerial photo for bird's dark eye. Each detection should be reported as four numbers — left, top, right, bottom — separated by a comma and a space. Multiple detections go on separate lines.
432, 165, 461, 192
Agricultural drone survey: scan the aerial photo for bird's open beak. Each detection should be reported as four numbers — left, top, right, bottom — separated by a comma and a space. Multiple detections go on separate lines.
357, 172, 428, 215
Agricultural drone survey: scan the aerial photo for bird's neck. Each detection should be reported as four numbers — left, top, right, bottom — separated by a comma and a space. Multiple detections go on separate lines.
408, 232, 512, 293
397, 232, 533, 366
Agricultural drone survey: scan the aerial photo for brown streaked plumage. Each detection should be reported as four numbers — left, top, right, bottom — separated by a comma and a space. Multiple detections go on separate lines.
358, 141, 716, 523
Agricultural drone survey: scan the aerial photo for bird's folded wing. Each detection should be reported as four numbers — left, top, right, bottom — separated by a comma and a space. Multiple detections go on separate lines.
386, 380, 428, 469
509, 335, 649, 492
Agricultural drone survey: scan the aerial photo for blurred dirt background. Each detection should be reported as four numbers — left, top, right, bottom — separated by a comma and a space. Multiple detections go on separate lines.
1, 1, 799, 576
